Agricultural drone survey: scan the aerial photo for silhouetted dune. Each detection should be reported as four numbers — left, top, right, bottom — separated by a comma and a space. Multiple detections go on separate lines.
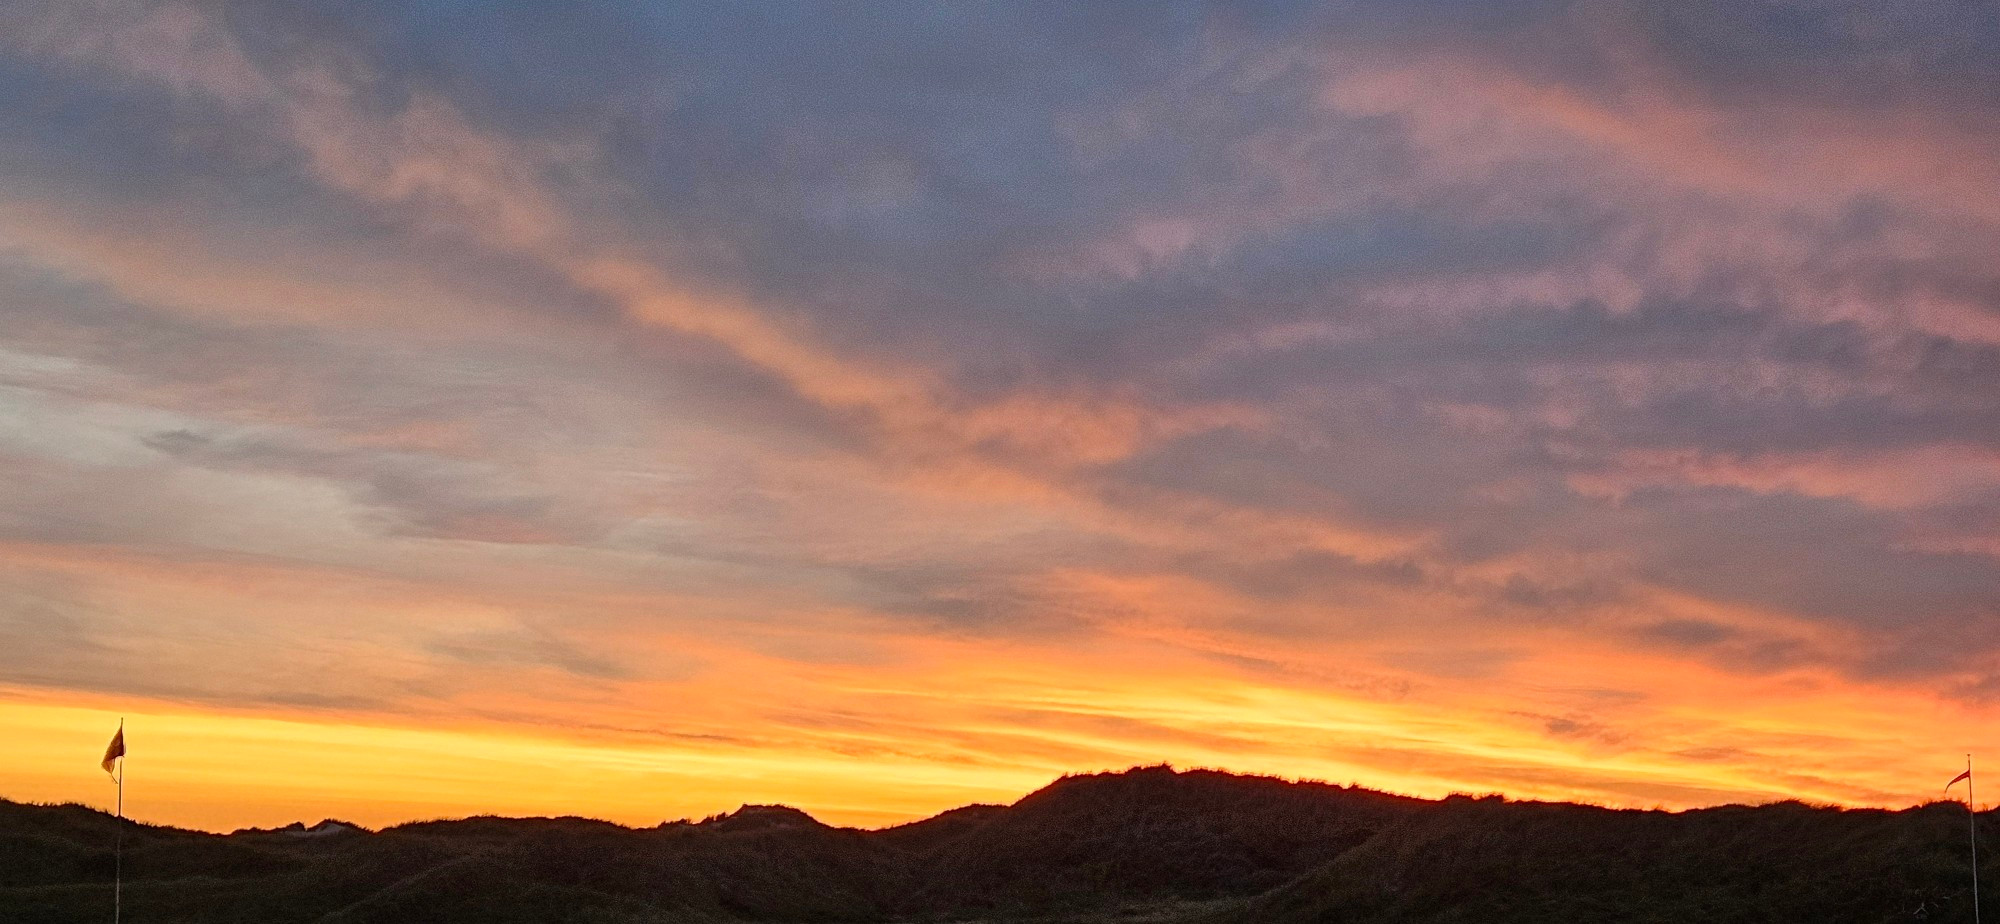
874, 803, 1007, 851
692, 803, 832, 835
893, 765, 1420, 918
3, 766, 1993, 923
1221, 795, 1982, 924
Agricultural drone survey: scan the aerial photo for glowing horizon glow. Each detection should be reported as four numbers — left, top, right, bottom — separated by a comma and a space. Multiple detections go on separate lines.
5, 619, 1992, 832
2, 1, 1997, 832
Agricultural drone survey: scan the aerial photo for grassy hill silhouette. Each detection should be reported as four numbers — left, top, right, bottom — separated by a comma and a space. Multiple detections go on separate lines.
2, 765, 1990, 922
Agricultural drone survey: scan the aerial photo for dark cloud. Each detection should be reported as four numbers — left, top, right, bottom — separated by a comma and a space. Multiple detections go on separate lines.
1536, 714, 1629, 747
423, 626, 631, 681
140, 426, 602, 545
1634, 619, 1735, 648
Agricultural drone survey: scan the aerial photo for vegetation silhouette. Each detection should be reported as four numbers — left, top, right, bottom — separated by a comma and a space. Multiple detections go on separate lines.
2, 765, 1990, 922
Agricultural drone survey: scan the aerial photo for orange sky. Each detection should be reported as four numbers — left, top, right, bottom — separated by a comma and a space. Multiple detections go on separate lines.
2, 1, 1998, 832
4, 616, 1989, 832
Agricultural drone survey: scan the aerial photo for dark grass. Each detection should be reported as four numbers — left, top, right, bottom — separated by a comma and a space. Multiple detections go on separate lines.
4, 766, 1992, 923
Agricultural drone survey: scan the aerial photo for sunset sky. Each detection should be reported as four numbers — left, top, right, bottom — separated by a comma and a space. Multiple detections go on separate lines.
3, 1, 1999, 833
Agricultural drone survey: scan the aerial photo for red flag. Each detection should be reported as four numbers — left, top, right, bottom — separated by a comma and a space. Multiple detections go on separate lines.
1947, 768, 1971, 791
100, 727, 124, 778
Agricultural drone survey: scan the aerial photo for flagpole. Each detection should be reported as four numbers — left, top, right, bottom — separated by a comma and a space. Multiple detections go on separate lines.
114, 720, 122, 924
1972, 753, 1981, 924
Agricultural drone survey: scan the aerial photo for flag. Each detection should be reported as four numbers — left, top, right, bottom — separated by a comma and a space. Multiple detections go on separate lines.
101, 727, 124, 779
1947, 768, 1971, 791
